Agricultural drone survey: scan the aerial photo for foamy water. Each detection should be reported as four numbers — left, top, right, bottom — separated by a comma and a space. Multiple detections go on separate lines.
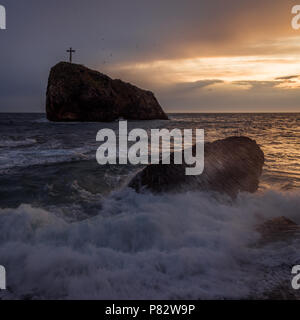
0, 113, 299, 299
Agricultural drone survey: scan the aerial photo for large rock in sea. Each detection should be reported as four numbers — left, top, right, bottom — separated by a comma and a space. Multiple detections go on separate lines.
256, 216, 299, 243
46, 62, 168, 122
129, 136, 265, 198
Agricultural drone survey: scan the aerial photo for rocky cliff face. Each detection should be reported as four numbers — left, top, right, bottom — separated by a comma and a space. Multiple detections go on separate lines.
46, 62, 168, 122
129, 136, 265, 198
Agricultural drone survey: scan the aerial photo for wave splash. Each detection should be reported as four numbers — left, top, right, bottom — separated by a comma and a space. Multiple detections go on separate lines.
0, 189, 299, 300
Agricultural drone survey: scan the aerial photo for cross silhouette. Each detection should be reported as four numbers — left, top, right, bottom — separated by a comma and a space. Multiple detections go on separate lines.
67, 47, 76, 63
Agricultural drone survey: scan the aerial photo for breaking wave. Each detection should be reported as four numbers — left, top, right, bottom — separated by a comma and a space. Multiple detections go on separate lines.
0, 138, 37, 148
0, 189, 299, 300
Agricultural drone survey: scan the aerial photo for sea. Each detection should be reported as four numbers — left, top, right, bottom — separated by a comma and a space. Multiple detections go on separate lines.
0, 112, 300, 299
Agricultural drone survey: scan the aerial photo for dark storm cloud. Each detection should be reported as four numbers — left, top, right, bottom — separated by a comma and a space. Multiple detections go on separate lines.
233, 81, 279, 89
275, 75, 300, 80
0, 0, 298, 112
157, 79, 300, 113
173, 80, 224, 92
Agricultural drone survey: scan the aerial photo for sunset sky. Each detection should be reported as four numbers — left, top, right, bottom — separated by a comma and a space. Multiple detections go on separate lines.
1, 0, 300, 112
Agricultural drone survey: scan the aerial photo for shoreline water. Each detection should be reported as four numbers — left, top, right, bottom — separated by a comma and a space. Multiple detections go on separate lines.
0, 112, 299, 299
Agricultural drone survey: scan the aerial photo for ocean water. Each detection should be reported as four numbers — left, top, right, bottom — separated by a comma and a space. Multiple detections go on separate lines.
0, 113, 300, 299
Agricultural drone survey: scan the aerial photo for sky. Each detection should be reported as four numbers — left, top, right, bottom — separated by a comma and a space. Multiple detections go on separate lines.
1, 0, 300, 113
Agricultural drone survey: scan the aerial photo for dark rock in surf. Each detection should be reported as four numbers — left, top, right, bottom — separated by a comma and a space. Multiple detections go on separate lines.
129, 136, 265, 198
46, 62, 168, 122
257, 216, 299, 242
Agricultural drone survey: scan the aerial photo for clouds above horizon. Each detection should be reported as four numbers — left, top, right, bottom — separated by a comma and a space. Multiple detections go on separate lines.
1, 0, 300, 112
155, 76, 300, 112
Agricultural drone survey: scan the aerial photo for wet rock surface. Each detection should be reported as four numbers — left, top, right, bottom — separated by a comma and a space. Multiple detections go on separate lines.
129, 136, 265, 198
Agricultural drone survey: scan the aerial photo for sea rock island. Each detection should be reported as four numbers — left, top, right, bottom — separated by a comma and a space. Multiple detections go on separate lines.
46, 62, 168, 122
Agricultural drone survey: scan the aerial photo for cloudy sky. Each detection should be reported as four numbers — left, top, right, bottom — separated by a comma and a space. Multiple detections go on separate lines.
1, 0, 300, 112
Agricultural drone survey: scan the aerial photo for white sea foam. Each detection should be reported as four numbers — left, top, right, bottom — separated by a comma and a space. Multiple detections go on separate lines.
0, 147, 95, 171
0, 189, 299, 300
0, 138, 37, 148
32, 118, 50, 124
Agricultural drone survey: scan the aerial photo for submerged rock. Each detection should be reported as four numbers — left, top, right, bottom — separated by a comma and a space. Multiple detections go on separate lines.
257, 216, 299, 243
46, 62, 168, 122
129, 136, 265, 197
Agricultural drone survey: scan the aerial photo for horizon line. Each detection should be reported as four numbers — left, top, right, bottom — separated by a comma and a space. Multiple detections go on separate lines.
1, 111, 300, 115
